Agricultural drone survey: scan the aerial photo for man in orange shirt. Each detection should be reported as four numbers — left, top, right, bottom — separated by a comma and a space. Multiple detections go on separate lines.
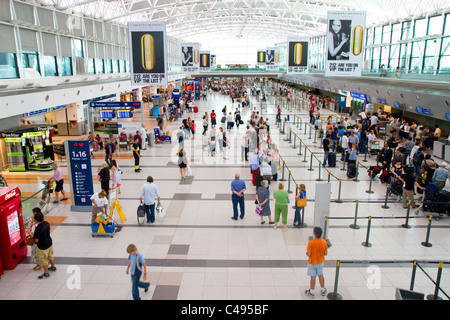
305, 226, 328, 298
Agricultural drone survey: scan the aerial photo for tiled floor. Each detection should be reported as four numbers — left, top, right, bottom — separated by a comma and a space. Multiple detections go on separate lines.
0, 88, 449, 301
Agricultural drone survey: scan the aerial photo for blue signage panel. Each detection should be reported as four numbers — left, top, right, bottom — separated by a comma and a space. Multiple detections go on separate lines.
194, 82, 200, 100
350, 92, 366, 101
66, 140, 94, 208
423, 108, 430, 115
416, 107, 422, 114
90, 101, 141, 108
446, 113, 450, 121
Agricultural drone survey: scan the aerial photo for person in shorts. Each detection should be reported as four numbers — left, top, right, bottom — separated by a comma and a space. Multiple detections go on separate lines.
33, 211, 56, 279
305, 226, 328, 298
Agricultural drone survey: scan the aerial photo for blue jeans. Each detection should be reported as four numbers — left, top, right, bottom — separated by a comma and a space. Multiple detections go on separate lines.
294, 206, 304, 227
232, 194, 245, 219
323, 151, 329, 166
131, 274, 149, 300
144, 204, 155, 223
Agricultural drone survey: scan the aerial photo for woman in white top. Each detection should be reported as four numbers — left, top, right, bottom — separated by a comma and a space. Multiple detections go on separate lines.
111, 160, 122, 194
91, 190, 109, 224
217, 127, 224, 152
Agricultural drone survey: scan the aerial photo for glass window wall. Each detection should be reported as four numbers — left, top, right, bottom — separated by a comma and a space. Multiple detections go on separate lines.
61, 56, 72, 76
0, 52, 18, 79
22, 51, 40, 74
43, 56, 58, 76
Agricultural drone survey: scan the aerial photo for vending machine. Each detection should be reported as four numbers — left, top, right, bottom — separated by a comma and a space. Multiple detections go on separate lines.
0, 187, 27, 270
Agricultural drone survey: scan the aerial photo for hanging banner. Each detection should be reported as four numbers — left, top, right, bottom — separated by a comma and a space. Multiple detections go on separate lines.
199, 51, 211, 72
128, 21, 167, 86
325, 11, 366, 77
266, 47, 280, 71
256, 49, 266, 66
181, 42, 200, 73
210, 54, 217, 69
287, 36, 309, 74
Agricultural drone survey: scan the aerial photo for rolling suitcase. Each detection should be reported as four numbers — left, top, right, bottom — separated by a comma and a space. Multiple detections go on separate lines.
328, 152, 336, 167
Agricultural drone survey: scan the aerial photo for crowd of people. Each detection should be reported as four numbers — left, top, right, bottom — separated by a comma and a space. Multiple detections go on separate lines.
21, 78, 449, 302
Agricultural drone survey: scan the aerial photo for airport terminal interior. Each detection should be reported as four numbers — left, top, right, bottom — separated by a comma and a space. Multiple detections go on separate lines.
0, 0, 449, 301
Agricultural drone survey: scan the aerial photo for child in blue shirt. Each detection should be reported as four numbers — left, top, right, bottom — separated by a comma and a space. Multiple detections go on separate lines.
126, 244, 150, 300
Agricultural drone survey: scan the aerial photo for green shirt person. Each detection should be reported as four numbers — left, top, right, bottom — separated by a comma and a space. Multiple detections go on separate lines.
273, 182, 289, 231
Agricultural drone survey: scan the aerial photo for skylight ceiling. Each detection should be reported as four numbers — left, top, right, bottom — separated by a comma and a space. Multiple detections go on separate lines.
36, 0, 450, 42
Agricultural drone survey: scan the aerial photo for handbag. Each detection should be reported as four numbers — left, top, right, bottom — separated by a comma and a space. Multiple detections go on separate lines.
296, 192, 307, 207
137, 204, 146, 218
186, 164, 192, 175
156, 202, 166, 217
255, 205, 263, 216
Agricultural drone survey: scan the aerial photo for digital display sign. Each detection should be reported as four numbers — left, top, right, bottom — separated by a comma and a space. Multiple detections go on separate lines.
446, 113, 450, 121
117, 110, 132, 118
7, 211, 21, 246
423, 108, 430, 115
416, 107, 422, 113
100, 110, 114, 118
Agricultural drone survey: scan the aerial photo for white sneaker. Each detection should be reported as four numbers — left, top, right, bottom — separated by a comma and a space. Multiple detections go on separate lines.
305, 289, 315, 298
321, 288, 327, 296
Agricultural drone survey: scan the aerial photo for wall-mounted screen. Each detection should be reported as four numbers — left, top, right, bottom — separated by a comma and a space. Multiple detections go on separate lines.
416, 107, 422, 113
117, 110, 132, 118
100, 110, 114, 118
423, 108, 430, 116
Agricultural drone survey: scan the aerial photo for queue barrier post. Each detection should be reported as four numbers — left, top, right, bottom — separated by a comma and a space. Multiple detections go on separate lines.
353, 161, 360, 182
308, 153, 314, 171
426, 262, 444, 300
341, 152, 347, 171
381, 184, 390, 209
303, 145, 308, 162
361, 216, 372, 247
366, 171, 375, 194
323, 216, 331, 248
401, 201, 412, 229
336, 179, 343, 203
287, 171, 293, 194
421, 216, 433, 247
316, 161, 324, 181
409, 260, 418, 291
280, 161, 286, 181
298, 138, 303, 155
349, 201, 360, 229
327, 260, 343, 300
363, 144, 368, 162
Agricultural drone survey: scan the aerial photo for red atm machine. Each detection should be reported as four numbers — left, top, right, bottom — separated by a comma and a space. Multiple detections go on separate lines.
0, 187, 27, 270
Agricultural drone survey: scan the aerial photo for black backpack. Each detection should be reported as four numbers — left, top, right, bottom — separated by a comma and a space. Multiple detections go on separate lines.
413, 152, 423, 166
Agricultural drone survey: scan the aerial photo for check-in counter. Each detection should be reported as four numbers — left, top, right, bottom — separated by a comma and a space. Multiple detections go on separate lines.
433, 137, 450, 161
